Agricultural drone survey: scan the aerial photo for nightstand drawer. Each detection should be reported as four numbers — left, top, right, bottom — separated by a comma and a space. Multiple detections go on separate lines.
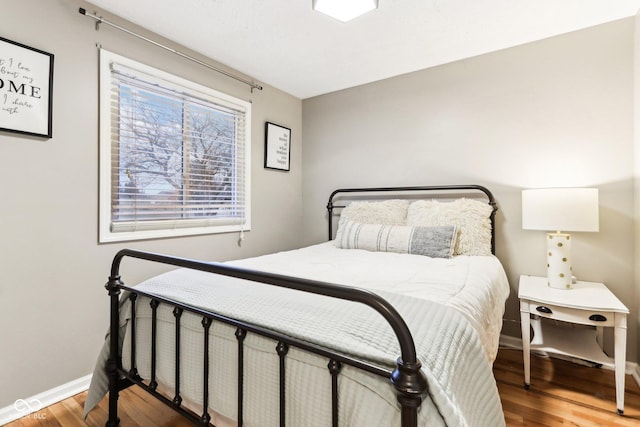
530, 302, 615, 327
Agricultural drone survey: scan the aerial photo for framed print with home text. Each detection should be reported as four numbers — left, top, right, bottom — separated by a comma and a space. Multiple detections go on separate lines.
0, 36, 54, 138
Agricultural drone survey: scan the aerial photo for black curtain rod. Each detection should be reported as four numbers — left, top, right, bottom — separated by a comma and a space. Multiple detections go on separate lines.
78, 7, 263, 92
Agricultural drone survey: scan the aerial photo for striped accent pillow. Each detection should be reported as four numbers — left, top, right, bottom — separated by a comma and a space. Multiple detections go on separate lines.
336, 221, 457, 258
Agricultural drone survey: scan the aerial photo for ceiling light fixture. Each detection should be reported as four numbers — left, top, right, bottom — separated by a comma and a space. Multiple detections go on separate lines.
312, 0, 378, 22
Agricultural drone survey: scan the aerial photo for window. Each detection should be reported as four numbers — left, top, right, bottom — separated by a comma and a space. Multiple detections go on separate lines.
99, 50, 251, 242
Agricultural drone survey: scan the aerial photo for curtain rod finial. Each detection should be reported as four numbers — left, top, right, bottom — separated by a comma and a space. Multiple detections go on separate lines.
79, 7, 86, 15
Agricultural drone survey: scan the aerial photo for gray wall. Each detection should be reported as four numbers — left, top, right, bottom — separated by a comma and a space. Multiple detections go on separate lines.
0, 0, 302, 408
302, 19, 637, 362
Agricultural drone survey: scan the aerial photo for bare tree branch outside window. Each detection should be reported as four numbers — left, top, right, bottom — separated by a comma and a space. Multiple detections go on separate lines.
114, 84, 238, 222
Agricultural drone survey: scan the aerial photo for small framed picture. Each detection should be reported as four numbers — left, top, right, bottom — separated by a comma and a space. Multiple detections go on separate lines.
0, 36, 54, 138
264, 122, 291, 171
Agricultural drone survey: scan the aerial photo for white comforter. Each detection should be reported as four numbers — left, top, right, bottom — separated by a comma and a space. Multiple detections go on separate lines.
85, 242, 509, 426
226, 242, 509, 362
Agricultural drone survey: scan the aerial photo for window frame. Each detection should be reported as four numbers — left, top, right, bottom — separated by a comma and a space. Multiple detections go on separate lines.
98, 49, 251, 243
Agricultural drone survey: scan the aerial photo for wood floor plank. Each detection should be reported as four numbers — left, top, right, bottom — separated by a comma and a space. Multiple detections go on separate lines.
5, 348, 640, 426
496, 348, 640, 427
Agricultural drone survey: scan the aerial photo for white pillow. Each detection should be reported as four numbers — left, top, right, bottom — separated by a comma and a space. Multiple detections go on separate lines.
335, 199, 409, 242
335, 221, 457, 258
407, 198, 493, 256
340, 199, 409, 224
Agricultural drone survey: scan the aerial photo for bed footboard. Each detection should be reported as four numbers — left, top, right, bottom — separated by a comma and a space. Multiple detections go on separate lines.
104, 249, 428, 427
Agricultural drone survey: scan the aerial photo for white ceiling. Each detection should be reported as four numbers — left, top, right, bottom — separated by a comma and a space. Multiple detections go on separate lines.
84, 0, 640, 99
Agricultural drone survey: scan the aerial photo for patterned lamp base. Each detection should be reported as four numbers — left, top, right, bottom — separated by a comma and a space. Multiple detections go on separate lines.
547, 232, 572, 289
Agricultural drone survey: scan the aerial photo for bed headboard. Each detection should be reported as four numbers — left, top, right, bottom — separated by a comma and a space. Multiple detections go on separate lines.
326, 185, 498, 255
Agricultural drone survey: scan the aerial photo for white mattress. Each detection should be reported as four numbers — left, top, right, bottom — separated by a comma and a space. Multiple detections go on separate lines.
226, 242, 510, 362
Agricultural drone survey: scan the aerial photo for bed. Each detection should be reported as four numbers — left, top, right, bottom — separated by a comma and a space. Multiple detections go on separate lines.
84, 185, 510, 427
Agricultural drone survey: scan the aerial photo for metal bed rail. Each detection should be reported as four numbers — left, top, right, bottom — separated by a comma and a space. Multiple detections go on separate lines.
105, 249, 428, 427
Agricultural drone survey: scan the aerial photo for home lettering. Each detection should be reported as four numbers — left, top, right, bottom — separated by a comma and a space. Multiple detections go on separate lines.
0, 78, 41, 99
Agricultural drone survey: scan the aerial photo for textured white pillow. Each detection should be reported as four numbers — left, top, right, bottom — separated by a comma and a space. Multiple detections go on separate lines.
335, 199, 409, 242
336, 221, 457, 258
340, 199, 409, 224
407, 198, 493, 256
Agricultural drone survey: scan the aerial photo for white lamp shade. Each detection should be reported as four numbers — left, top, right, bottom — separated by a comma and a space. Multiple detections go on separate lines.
522, 188, 599, 232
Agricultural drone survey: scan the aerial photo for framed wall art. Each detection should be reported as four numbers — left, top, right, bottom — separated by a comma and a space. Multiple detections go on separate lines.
264, 121, 291, 171
0, 36, 54, 138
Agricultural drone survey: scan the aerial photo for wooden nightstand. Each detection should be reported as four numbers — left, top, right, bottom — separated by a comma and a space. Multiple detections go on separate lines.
518, 275, 629, 414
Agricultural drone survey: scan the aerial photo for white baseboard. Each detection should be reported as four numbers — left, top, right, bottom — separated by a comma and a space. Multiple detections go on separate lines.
499, 334, 523, 350
499, 334, 639, 382
0, 374, 92, 426
633, 365, 640, 389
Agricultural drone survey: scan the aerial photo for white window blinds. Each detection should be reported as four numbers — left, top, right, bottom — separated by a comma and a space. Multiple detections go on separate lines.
99, 50, 251, 242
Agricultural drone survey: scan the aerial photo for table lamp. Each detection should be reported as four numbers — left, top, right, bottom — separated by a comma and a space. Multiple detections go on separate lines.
522, 188, 599, 289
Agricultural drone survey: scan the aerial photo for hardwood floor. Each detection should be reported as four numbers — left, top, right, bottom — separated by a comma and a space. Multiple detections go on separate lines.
495, 348, 640, 426
6, 348, 640, 426
5, 385, 194, 427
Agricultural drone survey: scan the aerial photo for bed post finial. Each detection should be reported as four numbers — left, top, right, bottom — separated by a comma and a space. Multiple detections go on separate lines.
327, 200, 335, 240
105, 275, 123, 427
391, 357, 428, 427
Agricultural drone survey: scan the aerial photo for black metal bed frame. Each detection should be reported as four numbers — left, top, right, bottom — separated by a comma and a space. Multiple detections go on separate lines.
104, 185, 497, 427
